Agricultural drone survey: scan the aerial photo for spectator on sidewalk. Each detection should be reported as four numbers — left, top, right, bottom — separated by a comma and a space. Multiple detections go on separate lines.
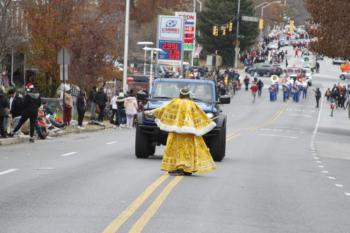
124, 91, 138, 129
116, 92, 126, 127
95, 87, 107, 122
8, 88, 23, 131
63, 90, 73, 126
70, 85, 80, 120
110, 92, 118, 125
89, 86, 97, 121
10, 84, 41, 143
76, 90, 87, 129
0, 87, 10, 138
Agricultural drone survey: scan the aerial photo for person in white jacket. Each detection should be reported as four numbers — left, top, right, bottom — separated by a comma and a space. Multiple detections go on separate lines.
110, 92, 118, 125
124, 93, 138, 128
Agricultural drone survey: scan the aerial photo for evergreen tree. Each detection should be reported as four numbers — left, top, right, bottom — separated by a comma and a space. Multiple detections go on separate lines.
198, 0, 258, 66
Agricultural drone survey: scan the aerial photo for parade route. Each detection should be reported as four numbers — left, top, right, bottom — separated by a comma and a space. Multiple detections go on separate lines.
1, 56, 350, 233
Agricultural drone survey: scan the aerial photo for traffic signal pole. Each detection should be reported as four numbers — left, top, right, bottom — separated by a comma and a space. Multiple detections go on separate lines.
234, 0, 241, 69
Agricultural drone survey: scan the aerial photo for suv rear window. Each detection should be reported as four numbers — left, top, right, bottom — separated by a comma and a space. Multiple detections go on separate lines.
153, 82, 213, 102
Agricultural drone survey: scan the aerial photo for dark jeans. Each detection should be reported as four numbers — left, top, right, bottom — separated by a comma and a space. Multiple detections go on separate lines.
77, 109, 85, 127
13, 112, 38, 137
316, 97, 320, 108
110, 109, 118, 125
0, 116, 5, 136
117, 109, 126, 125
98, 104, 105, 122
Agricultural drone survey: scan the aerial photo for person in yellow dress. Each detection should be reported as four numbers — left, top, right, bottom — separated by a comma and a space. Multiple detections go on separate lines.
145, 88, 216, 175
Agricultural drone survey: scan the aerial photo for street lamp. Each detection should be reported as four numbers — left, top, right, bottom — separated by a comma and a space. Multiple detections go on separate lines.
261, 1, 282, 18
137, 41, 154, 75
258, 1, 282, 43
193, 0, 203, 12
143, 47, 164, 93
122, 0, 130, 94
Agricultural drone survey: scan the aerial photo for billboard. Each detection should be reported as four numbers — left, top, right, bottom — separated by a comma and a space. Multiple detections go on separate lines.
175, 12, 196, 51
157, 15, 184, 66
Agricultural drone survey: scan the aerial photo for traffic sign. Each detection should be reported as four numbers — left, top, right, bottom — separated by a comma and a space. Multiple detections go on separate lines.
58, 48, 71, 65
242, 16, 259, 23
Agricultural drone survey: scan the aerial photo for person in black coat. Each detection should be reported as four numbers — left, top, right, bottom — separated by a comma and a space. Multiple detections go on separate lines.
95, 87, 107, 122
11, 84, 41, 142
0, 88, 10, 138
76, 90, 87, 128
8, 88, 23, 118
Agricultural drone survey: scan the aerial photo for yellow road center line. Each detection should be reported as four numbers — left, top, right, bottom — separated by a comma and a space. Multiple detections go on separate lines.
226, 133, 241, 142
129, 176, 183, 233
226, 131, 240, 138
102, 174, 169, 233
250, 103, 289, 131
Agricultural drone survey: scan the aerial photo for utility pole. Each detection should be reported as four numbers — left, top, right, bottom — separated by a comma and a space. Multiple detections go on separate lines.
234, 0, 241, 69
122, 0, 130, 93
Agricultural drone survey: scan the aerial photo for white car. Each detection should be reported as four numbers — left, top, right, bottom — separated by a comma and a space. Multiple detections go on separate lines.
301, 55, 316, 70
340, 71, 350, 80
333, 58, 346, 65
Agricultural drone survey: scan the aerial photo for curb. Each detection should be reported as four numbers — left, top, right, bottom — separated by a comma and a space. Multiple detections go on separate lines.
0, 123, 115, 146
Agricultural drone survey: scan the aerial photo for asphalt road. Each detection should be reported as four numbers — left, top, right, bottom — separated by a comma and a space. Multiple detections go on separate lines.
1, 50, 350, 233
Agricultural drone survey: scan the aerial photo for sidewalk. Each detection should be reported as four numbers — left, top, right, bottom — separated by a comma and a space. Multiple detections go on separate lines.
316, 99, 350, 161
0, 121, 116, 146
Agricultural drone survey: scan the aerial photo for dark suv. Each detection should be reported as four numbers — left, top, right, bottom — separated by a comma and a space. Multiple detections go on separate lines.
246, 63, 283, 77
135, 78, 229, 161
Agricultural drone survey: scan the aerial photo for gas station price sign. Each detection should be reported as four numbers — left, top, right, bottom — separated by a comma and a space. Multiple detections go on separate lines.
158, 41, 182, 61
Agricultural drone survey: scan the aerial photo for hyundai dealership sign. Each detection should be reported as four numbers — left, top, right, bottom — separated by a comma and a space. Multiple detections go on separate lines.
157, 15, 184, 66
158, 16, 183, 41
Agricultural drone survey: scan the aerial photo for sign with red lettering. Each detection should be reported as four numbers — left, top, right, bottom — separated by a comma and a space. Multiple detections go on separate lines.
176, 12, 196, 51
158, 41, 182, 61
157, 15, 184, 66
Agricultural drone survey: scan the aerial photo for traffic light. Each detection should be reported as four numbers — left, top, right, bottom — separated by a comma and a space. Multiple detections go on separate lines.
259, 19, 264, 30
228, 22, 233, 32
289, 19, 295, 33
221, 26, 227, 36
212, 26, 219, 36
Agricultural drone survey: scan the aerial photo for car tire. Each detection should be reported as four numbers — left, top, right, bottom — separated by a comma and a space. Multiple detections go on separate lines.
340, 75, 346, 80
208, 118, 226, 162
135, 125, 151, 159
149, 145, 156, 156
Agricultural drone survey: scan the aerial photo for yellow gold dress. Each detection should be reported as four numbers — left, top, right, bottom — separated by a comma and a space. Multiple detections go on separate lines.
152, 98, 216, 173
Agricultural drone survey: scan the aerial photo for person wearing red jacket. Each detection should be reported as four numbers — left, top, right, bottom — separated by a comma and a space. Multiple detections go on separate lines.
251, 82, 258, 103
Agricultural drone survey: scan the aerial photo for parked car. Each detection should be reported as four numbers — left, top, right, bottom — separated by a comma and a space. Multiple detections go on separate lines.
333, 58, 346, 65
246, 63, 283, 77
135, 78, 229, 161
340, 71, 350, 80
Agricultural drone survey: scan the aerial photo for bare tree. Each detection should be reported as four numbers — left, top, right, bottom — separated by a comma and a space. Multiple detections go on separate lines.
0, 0, 24, 68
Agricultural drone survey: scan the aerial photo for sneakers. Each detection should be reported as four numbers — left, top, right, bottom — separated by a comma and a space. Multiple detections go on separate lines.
77, 126, 85, 130
29, 137, 35, 143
